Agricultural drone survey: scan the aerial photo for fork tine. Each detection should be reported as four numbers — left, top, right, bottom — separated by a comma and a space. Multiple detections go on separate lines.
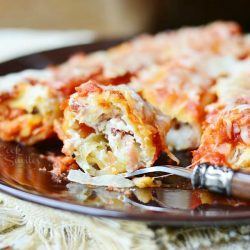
123, 165, 192, 179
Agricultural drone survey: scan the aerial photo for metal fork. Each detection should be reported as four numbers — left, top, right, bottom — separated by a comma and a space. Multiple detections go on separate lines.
123, 164, 250, 201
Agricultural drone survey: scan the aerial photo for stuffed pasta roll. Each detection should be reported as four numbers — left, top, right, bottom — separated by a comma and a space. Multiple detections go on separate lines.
61, 80, 176, 177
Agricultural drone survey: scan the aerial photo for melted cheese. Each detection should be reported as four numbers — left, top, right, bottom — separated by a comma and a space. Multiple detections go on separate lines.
9, 83, 55, 115
0, 69, 52, 94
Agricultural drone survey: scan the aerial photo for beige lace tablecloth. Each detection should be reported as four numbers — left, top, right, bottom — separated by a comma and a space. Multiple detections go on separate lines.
0, 30, 250, 250
1, 193, 250, 250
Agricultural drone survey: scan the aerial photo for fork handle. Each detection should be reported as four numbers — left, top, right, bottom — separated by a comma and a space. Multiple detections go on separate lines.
231, 172, 250, 200
192, 163, 250, 200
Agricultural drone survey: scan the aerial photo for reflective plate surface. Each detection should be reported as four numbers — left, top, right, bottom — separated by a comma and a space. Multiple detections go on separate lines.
1, 41, 250, 226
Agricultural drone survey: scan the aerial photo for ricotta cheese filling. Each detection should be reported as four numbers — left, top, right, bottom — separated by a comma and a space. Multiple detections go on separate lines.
64, 114, 151, 176
167, 122, 201, 151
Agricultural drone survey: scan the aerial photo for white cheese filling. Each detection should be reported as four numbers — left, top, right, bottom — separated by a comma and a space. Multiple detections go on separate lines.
167, 123, 200, 150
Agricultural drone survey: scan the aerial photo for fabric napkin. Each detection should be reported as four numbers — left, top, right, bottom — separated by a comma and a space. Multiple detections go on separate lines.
0, 193, 250, 249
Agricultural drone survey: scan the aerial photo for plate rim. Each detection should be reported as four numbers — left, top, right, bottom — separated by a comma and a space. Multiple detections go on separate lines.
2, 180, 250, 226
1, 42, 250, 226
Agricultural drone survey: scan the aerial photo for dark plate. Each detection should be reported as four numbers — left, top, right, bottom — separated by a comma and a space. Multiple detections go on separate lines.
1, 41, 250, 226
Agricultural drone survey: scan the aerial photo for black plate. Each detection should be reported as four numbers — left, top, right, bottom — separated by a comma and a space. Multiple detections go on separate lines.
1, 41, 250, 226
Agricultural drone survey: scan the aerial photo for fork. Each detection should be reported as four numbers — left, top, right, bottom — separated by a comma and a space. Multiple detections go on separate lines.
123, 163, 250, 201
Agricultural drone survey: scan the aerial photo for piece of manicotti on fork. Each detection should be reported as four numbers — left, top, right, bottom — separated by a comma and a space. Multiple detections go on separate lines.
60, 81, 178, 188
